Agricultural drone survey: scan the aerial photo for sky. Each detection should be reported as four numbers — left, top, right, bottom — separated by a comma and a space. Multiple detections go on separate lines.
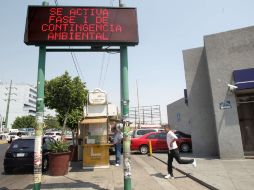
0, 0, 254, 123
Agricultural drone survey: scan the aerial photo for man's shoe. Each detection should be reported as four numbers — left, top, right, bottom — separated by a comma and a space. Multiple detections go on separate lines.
164, 174, 174, 179
192, 159, 197, 168
115, 164, 120, 167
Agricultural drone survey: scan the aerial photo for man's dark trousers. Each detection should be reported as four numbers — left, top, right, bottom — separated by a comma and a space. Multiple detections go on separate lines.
168, 148, 194, 176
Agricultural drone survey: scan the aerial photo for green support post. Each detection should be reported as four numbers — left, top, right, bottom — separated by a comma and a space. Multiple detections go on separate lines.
120, 46, 132, 190
33, 46, 46, 190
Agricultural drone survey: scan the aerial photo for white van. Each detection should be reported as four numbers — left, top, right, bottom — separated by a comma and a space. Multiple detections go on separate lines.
8, 129, 19, 133
132, 128, 164, 138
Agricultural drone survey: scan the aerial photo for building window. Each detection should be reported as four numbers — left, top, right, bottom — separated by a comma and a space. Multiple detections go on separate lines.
29, 99, 36, 105
29, 88, 37, 94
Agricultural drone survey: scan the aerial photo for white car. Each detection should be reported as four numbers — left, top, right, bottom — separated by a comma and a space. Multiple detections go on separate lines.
6, 131, 30, 143
44, 132, 62, 141
0, 133, 9, 141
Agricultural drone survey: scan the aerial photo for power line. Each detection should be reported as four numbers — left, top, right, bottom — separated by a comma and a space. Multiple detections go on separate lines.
54, 0, 58, 6
102, 54, 110, 88
73, 52, 85, 82
53, 0, 85, 83
70, 51, 81, 79
98, 53, 106, 87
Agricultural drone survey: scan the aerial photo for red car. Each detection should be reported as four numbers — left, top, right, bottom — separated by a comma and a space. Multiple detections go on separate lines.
131, 131, 192, 154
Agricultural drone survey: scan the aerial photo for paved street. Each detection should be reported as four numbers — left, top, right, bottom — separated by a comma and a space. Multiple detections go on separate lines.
0, 150, 207, 190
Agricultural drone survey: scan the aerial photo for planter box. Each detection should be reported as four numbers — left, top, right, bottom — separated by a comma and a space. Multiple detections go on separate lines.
48, 152, 70, 176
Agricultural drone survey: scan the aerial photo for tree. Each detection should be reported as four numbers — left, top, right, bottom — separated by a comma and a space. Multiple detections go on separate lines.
57, 109, 83, 144
45, 71, 88, 140
44, 115, 61, 130
12, 115, 36, 129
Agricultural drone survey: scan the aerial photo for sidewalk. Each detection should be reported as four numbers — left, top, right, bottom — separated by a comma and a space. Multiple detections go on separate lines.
153, 153, 254, 190
19, 154, 205, 190
22, 155, 182, 190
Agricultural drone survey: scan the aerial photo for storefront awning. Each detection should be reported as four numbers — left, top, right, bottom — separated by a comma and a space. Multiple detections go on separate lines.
233, 68, 254, 90
80, 118, 107, 124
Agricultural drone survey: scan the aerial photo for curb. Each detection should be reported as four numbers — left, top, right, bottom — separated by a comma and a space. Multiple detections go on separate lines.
152, 155, 219, 190
0, 140, 8, 144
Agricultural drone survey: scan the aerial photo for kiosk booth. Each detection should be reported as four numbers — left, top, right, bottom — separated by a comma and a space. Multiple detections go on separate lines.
78, 89, 118, 169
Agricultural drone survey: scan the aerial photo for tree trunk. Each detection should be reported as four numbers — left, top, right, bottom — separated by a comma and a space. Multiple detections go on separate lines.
61, 112, 68, 140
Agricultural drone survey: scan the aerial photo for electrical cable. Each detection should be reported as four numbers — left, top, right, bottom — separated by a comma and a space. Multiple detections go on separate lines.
53, 0, 85, 83
54, 0, 58, 6
102, 54, 110, 88
73, 52, 85, 82
98, 53, 106, 87
70, 50, 81, 79
99, 0, 115, 89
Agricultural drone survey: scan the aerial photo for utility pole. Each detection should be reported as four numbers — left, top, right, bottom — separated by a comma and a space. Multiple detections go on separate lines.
4, 80, 16, 129
136, 80, 141, 129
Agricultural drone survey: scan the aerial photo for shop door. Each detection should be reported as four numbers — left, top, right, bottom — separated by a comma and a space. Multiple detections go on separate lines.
237, 94, 254, 156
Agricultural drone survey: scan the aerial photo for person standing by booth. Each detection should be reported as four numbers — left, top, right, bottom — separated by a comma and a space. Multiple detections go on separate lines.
113, 126, 123, 166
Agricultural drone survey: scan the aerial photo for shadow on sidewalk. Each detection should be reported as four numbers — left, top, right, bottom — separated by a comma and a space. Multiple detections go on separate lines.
150, 172, 165, 179
150, 172, 188, 179
25, 179, 109, 190
154, 152, 219, 160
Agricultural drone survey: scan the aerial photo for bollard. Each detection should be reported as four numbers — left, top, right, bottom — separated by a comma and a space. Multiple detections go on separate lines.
148, 140, 152, 156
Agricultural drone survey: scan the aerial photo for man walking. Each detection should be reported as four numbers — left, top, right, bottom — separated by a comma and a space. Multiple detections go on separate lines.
164, 125, 196, 179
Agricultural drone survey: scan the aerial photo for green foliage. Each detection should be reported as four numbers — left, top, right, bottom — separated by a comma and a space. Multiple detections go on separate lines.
44, 71, 88, 129
44, 115, 61, 130
12, 116, 36, 129
57, 109, 83, 131
49, 140, 69, 153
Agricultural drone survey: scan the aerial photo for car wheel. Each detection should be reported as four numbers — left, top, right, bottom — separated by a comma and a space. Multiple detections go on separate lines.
139, 145, 148, 154
42, 157, 49, 172
180, 143, 191, 153
4, 167, 13, 174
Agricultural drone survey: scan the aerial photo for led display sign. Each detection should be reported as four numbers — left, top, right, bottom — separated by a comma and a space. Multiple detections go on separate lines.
24, 6, 139, 46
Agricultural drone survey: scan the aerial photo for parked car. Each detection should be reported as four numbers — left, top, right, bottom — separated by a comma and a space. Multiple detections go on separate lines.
44, 131, 61, 141
3, 136, 55, 173
173, 130, 192, 152
132, 128, 164, 138
131, 131, 192, 154
6, 131, 30, 143
0, 133, 9, 141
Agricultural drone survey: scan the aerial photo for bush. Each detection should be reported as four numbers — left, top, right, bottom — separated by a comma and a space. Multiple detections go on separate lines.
49, 141, 69, 153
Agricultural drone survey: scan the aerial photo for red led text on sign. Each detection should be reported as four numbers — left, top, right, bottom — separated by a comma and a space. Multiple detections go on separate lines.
25, 6, 138, 46
41, 8, 122, 41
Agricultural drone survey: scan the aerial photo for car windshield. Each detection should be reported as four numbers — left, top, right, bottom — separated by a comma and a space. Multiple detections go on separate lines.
45, 133, 54, 135
9, 132, 17, 135
11, 139, 34, 149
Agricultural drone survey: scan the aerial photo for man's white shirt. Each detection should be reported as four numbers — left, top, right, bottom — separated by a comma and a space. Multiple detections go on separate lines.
166, 131, 178, 150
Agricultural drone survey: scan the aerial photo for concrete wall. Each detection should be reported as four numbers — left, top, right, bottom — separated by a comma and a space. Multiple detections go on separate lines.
203, 26, 254, 159
183, 47, 219, 157
167, 98, 191, 134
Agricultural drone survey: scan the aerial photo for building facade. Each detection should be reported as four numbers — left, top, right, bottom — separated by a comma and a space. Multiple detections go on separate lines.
0, 83, 37, 130
167, 98, 191, 134
168, 26, 254, 159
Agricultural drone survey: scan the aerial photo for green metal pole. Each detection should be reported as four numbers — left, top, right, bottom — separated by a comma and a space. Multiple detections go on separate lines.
33, 3, 48, 189
120, 46, 132, 190
5, 80, 12, 129
33, 46, 46, 190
